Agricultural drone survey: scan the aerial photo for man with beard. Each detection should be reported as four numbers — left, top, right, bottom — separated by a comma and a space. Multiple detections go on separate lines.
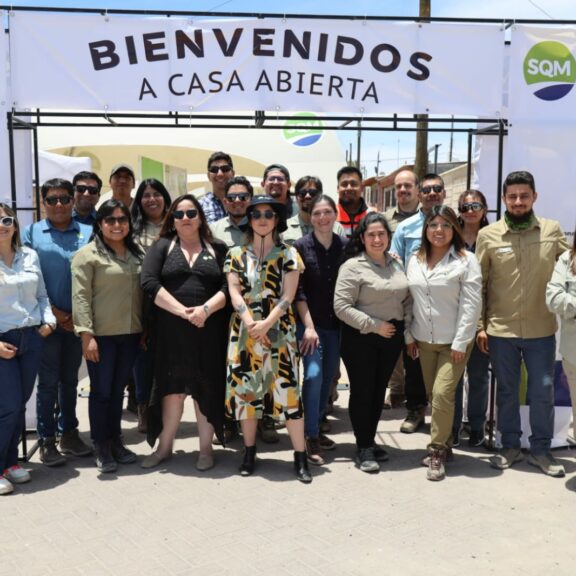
384, 170, 420, 233
336, 166, 372, 238
261, 163, 298, 219
200, 151, 235, 224
476, 170, 569, 477
72, 171, 102, 226
283, 176, 345, 245
210, 176, 253, 247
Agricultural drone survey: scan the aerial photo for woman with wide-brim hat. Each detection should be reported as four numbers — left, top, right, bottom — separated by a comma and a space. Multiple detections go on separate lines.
225, 195, 311, 483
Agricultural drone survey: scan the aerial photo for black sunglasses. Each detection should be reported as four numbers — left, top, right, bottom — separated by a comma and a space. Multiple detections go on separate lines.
459, 202, 485, 213
75, 185, 100, 195
208, 165, 232, 174
226, 193, 250, 202
45, 195, 73, 206
295, 188, 319, 198
103, 216, 129, 225
173, 209, 198, 220
0, 216, 15, 227
420, 185, 444, 195
250, 209, 276, 220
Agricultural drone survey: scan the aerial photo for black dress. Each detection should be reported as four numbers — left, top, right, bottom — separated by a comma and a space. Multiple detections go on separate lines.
141, 236, 230, 445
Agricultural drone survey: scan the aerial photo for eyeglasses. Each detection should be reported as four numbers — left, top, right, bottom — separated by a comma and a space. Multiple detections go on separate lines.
75, 185, 100, 195
208, 165, 232, 174
459, 202, 484, 213
266, 176, 287, 184
45, 195, 73, 206
428, 221, 453, 231
420, 185, 444, 195
103, 216, 129, 225
226, 193, 250, 202
173, 209, 198, 220
250, 210, 276, 220
0, 216, 15, 227
295, 188, 319, 199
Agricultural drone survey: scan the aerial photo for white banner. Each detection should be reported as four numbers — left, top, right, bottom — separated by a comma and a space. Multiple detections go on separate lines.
9, 13, 504, 115
509, 25, 576, 122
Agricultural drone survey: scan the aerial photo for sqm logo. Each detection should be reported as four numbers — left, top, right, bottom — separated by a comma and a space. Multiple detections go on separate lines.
523, 41, 576, 101
283, 113, 323, 147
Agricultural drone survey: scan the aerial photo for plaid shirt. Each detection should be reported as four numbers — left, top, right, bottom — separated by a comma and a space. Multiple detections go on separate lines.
198, 192, 226, 224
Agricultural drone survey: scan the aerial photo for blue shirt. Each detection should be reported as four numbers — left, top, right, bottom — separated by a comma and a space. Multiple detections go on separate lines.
21, 219, 92, 312
390, 210, 426, 265
0, 247, 56, 333
72, 208, 97, 226
198, 192, 226, 224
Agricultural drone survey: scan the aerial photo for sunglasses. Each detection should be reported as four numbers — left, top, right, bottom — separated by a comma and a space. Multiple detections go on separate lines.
208, 165, 232, 174
459, 202, 484, 213
0, 216, 15, 227
250, 210, 276, 220
75, 185, 100, 195
295, 188, 319, 199
226, 193, 250, 202
103, 216, 129, 225
45, 195, 73, 206
420, 185, 444, 195
173, 209, 198, 220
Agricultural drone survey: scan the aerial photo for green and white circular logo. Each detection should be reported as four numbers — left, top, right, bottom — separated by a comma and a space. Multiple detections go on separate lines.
283, 113, 323, 147
523, 41, 576, 101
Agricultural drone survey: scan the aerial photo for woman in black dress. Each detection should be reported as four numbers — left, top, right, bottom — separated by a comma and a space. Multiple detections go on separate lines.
140, 194, 229, 471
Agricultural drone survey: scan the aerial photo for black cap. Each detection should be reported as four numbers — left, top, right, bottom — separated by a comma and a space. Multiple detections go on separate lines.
246, 195, 287, 233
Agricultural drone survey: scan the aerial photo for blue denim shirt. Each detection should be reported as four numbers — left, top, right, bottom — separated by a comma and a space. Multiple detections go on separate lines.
72, 208, 97, 226
21, 219, 92, 312
390, 210, 426, 266
0, 247, 57, 333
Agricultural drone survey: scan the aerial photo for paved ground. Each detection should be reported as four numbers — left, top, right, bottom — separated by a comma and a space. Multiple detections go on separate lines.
3, 374, 576, 576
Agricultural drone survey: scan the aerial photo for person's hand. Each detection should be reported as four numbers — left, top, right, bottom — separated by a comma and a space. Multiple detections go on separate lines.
476, 330, 489, 354
81, 333, 99, 363
451, 349, 466, 363
51, 305, 74, 332
299, 327, 319, 355
0, 341, 17, 360
187, 306, 207, 328
248, 320, 271, 342
406, 342, 419, 360
376, 321, 397, 339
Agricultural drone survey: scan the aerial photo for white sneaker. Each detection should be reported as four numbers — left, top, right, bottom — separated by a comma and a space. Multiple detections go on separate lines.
0, 476, 14, 495
3, 465, 31, 484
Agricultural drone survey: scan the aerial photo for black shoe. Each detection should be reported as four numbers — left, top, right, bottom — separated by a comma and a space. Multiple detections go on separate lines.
109, 437, 137, 464
373, 444, 389, 462
239, 445, 257, 476
39, 438, 66, 467
452, 430, 461, 448
294, 451, 312, 483
468, 430, 485, 448
94, 442, 117, 473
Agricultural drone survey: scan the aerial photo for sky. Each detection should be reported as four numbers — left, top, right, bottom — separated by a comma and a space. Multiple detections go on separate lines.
6, 0, 576, 176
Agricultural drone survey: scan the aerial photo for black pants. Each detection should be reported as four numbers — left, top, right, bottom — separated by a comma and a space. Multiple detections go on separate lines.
403, 350, 428, 411
341, 323, 403, 449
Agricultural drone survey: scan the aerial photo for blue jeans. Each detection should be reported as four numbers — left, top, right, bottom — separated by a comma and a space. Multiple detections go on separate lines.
36, 328, 83, 439
488, 335, 555, 454
297, 324, 340, 438
453, 342, 490, 434
0, 327, 44, 470
86, 334, 140, 444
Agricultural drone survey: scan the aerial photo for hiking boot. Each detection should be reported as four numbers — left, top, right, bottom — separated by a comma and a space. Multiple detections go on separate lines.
258, 417, 279, 444
400, 409, 425, 434
527, 452, 565, 478
39, 438, 66, 467
468, 430, 485, 448
489, 448, 523, 470
426, 449, 446, 481
318, 433, 335, 451
94, 442, 117, 474
59, 429, 92, 457
306, 437, 325, 466
109, 437, 137, 464
356, 447, 379, 473
421, 447, 453, 467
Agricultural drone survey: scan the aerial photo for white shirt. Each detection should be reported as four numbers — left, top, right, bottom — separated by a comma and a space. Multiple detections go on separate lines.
406, 247, 482, 352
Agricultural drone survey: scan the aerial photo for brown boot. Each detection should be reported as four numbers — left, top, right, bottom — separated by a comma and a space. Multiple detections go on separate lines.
137, 404, 148, 434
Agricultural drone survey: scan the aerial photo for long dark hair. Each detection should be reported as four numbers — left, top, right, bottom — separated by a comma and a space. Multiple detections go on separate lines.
457, 189, 489, 229
159, 194, 214, 244
131, 178, 171, 234
343, 212, 392, 260
92, 199, 143, 259
417, 205, 466, 262
0, 203, 21, 252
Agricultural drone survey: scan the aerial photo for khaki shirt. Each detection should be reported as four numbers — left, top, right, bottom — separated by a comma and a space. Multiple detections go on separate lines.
384, 206, 420, 234
72, 237, 143, 336
210, 216, 246, 248
476, 216, 569, 339
334, 253, 412, 338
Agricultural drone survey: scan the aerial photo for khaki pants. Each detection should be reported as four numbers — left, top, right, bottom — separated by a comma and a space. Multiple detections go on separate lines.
561, 359, 576, 440
417, 341, 473, 448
